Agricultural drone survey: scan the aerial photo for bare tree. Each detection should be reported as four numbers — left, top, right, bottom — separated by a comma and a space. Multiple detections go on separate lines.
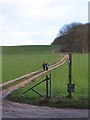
59, 22, 82, 36
52, 22, 89, 53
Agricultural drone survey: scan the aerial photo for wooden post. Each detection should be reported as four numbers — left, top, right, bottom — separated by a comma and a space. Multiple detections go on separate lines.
50, 73, 52, 98
68, 53, 72, 98
46, 75, 49, 99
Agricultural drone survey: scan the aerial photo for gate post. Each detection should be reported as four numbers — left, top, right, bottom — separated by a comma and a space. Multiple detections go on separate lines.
46, 75, 49, 99
50, 73, 52, 98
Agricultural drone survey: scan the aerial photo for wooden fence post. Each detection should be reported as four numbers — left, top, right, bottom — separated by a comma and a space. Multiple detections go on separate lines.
68, 53, 72, 98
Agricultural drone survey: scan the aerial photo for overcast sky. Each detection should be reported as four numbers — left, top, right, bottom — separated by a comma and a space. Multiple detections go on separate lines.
0, 0, 89, 46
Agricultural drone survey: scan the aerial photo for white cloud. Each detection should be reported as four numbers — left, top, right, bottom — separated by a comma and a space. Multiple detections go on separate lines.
0, 0, 89, 46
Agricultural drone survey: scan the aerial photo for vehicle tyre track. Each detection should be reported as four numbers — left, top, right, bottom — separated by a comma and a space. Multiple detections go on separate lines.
2, 55, 69, 98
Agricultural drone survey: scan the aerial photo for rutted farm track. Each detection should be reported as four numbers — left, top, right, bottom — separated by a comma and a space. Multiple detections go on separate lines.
0, 55, 89, 119
1, 55, 69, 98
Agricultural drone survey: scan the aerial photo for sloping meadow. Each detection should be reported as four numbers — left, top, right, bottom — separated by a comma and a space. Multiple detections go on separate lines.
2, 45, 62, 83
8, 53, 88, 109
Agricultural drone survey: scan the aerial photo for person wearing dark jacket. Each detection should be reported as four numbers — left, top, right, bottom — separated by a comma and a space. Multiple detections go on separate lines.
42, 62, 45, 71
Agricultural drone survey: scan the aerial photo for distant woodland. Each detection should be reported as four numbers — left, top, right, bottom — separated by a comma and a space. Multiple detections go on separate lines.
52, 22, 89, 52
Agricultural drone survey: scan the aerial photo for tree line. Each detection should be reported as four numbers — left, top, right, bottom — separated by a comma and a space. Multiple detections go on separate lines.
52, 22, 89, 53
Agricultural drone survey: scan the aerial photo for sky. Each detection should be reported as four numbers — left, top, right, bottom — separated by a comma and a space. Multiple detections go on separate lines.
0, 0, 89, 46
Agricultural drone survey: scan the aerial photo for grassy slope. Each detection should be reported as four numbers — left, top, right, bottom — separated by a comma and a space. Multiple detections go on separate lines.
8, 53, 88, 108
2, 45, 62, 83
72, 54, 88, 97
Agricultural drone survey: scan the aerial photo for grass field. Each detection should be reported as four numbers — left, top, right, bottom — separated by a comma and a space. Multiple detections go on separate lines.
8, 53, 88, 109
2, 45, 62, 83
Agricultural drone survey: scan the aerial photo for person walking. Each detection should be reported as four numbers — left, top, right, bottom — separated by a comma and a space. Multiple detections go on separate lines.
42, 62, 46, 71
45, 63, 49, 71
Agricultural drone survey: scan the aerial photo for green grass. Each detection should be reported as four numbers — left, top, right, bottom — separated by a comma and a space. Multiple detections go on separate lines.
2, 45, 62, 83
72, 54, 88, 97
8, 53, 88, 109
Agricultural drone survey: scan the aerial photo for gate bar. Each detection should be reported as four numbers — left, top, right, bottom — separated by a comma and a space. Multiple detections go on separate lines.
22, 79, 46, 95
31, 88, 44, 97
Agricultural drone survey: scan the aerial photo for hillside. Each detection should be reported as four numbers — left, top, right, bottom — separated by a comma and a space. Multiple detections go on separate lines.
2, 45, 59, 55
52, 23, 89, 52
2, 45, 62, 83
